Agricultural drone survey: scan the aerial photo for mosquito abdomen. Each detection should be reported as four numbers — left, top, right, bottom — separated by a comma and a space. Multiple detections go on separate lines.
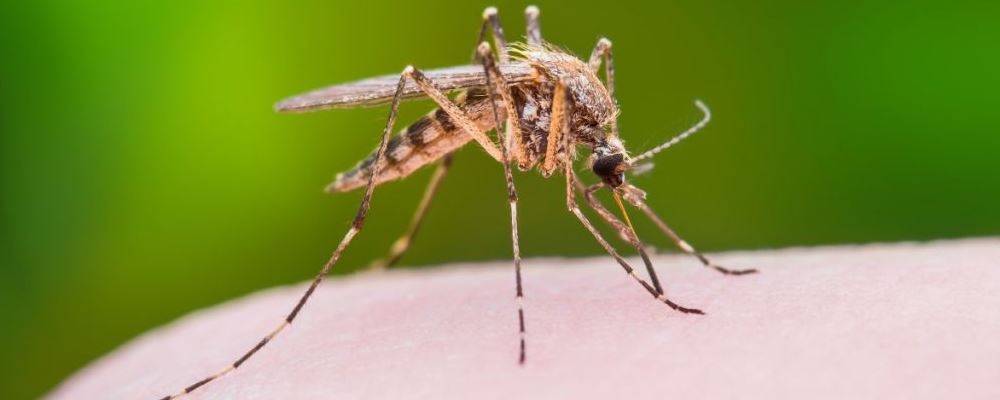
327, 92, 499, 192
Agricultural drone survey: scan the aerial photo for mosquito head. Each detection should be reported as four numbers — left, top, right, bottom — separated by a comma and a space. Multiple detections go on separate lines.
592, 100, 710, 188
590, 137, 630, 188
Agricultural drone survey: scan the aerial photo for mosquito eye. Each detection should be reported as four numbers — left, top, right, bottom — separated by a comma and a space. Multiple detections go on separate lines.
592, 153, 624, 177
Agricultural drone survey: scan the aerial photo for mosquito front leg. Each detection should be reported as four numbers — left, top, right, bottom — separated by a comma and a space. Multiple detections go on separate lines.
158, 67, 410, 400
566, 171, 702, 314
369, 153, 454, 270
479, 41, 528, 363
576, 180, 664, 294
525, 5, 542, 45
579, 182, 630, 242
621, 184, 759, 276
553, 80, 702, 314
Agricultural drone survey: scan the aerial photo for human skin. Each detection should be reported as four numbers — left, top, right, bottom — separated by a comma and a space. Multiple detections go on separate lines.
49, 238, 1000, 400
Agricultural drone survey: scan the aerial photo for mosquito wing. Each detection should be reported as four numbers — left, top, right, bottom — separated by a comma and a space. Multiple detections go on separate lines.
275, 62, 536, 113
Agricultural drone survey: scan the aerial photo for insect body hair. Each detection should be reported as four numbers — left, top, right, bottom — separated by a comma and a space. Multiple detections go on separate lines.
507, 42, 623, 180
510, 43, 618, 129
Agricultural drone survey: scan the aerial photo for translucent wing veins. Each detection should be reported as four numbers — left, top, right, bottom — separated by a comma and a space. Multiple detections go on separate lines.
275, 63, 536, 113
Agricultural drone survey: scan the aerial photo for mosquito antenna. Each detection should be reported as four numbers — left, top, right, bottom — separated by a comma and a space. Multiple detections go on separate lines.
628, 161, 655, 176
630, 100, 711, 164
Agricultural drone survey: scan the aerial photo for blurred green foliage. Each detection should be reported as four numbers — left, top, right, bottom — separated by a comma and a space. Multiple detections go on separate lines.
1, 1, 998, 398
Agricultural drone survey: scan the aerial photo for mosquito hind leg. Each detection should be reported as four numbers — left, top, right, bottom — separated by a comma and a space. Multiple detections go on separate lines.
362, 59, 518, 270
551, 79, 701, 314
588, 38, 615, 91
621, 184, 759, 276
476, 7, 509, 62
369, 153, 454, 270
587, 37, 617, 135
158, 66, 411, 400
405, 67, 504, 161
478, 41, 528, 363
525, 6, 542, 45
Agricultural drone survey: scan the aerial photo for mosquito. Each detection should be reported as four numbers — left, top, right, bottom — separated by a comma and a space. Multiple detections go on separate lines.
159, 5, 757, 399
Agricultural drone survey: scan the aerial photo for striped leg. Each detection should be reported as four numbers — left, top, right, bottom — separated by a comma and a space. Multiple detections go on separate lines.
368, 153, 454, 270
576, 180, 665, 294
473, 9, 529, 168
159, 67, 410, 400
552, 80, 701, 314
407, 68, 504, 162
525, 6, 542, 45
479, 41, 527, 363
621, 184, 758, 276
566, 173, 702, 314
377, 51, 533, 269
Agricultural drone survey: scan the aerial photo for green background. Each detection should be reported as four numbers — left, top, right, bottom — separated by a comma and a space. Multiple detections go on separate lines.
2, 1, 997, 398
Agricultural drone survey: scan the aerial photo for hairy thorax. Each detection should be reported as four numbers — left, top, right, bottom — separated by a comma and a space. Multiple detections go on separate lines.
511, 46, 618, 171
330, 45, 617, 192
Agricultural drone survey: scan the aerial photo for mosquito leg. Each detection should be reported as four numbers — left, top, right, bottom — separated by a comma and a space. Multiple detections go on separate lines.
158, 67, 410, 400
575, 180, 664, 294
368, 153, 454, 270
476, 7, 509, 63
587, 37, 617, 135
551, 79, 701, 314
621, 184, 759, 276
478, 41, 528, 363
406, 67, 504, 161
525, 5, 542, 45
566, 171, 702, 314
579, 182, 630, 242
587, 37, 615, 92
475, 40, 526, 167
